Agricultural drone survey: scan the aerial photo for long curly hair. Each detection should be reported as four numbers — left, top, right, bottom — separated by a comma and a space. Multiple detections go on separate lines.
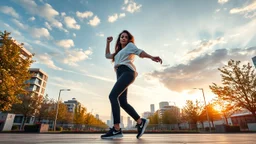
112, 30, 135, 62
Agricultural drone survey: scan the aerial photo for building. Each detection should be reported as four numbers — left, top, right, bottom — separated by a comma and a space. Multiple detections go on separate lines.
0, 113, 15, 131
150, 104, 155, 113
158, 105, 180, 121
127, 117, 132, 129
27, 68, 48, 97
252, 56, 256, 67
64, 98, 81, 113
142, 111, 153, 119
107, 120, 111, 127
96, 114, 99, 120
159, 101, 169, 109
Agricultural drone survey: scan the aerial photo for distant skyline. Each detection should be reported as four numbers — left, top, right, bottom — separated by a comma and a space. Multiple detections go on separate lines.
0, 0, 256, 124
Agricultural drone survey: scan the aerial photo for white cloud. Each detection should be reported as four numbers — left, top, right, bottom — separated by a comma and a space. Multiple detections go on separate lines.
0, 6, 19, 18
3, 23, 21, 36
218, 0, 229, 4
119, 13, 126, 18
122, 0, 142, 13
76, 11, 93, 18
28, 16, 35, 21
108, 14, 118, 23
30, 27, 50, 38
12, 19, 27, 29
96, 32, 104, 37
61, 12, 66, 17
73, 33, 76, 37
62, 48, 93, 66
44, 22, 52, 30
88, 16, 100, 26
230, 1, 256, 18
56, 39, 74, 48
36, 53, 62, 70
16, 0, 65, 30
64, 16, 81, 29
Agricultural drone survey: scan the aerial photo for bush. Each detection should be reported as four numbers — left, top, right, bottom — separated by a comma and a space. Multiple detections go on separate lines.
24, 124, 41, 132
11, 125, 19, 130
56, 126, 63, 131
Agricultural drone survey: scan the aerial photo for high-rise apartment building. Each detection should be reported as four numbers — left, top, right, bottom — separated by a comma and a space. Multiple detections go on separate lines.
150, 104, 155, 113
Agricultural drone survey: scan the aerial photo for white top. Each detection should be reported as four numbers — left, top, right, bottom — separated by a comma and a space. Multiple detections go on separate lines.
114, 42, 144, 76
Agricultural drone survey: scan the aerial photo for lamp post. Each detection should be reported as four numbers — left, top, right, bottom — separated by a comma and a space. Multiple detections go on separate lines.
194, 88, 211, 133
54, 89, 71, 131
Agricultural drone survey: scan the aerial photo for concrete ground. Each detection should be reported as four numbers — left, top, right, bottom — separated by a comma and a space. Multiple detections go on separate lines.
0, 133, 255, 144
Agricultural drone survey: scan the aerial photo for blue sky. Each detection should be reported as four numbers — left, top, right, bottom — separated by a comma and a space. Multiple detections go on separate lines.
1, 0, 256, 124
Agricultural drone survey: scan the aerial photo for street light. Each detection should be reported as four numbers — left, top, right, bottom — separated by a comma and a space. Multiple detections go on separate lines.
54, 89, 71, 131
194, 88, 211, 133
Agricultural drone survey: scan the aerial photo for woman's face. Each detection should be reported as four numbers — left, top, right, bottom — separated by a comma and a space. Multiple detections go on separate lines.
120, 32, 129, 46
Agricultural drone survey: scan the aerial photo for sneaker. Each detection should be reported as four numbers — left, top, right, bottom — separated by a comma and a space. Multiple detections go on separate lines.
101, 127, 123, 139
136, 118, 149, 139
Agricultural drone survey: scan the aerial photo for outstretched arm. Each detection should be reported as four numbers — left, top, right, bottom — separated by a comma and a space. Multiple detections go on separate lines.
105, 36, 114, 59
139, 51, 162, 64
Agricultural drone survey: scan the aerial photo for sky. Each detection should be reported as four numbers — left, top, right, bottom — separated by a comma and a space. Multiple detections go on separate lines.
0, 0, 256, 125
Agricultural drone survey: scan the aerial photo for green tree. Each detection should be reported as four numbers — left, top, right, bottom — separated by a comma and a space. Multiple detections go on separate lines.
0, 31, 34, 111
10, 92, 43, 130
182, 100, 203, 130
209, 60, 256, 121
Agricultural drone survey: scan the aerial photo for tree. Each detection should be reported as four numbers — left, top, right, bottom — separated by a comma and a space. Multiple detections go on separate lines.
0, 31, 34, 111
162, 110, 178, 124
148, 112, 159, 125
35, 94, 55, 122
213, 98, 240, 124
74, 106, 87, 124
182, 100, 203, 130
10, 92, 43, 130
209, 59, 256, 121
200, 103, 222, 127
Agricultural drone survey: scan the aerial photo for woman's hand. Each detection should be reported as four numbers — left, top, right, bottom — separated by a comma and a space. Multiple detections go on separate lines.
151, 56, 162, 64
107, 36, 113, 43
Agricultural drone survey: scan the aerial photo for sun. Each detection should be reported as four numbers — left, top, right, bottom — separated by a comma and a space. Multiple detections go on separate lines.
213, 104, 223, 113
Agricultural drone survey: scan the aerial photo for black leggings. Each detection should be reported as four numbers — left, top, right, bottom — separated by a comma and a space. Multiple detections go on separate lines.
109, 65, 140, 124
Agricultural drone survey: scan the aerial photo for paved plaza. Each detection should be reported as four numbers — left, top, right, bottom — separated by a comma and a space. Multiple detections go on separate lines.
0, 133, 256, 144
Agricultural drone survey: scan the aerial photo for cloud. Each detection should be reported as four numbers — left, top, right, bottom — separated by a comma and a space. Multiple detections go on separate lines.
3, 23, 21, 36
122, 0, 142, 13
36, 53, 62, 70
62, 48, 93, 66
88, 16, 100, 26
108, 13, 126, 23
147, 47, 256, 92
218, 0, 229, 4
119, 13, 126, 18
56, 39, 74, 48
108, 14, 118, 23
15, 0, 65, 30
30, 27, 50, 38
186, 37, 226, 59
230, 1, 256, 18
0, 6, 19, 18
73, 33, 76, 37
12, 19, 27, 29
44, 22, 52, 30
96, 32, 104, 37
64, 16, 80, 30
76, 11, 93, 19
28, 16, 35, 21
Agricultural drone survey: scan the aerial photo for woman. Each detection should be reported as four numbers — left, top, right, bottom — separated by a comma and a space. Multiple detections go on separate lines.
101, 30, 162, 139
